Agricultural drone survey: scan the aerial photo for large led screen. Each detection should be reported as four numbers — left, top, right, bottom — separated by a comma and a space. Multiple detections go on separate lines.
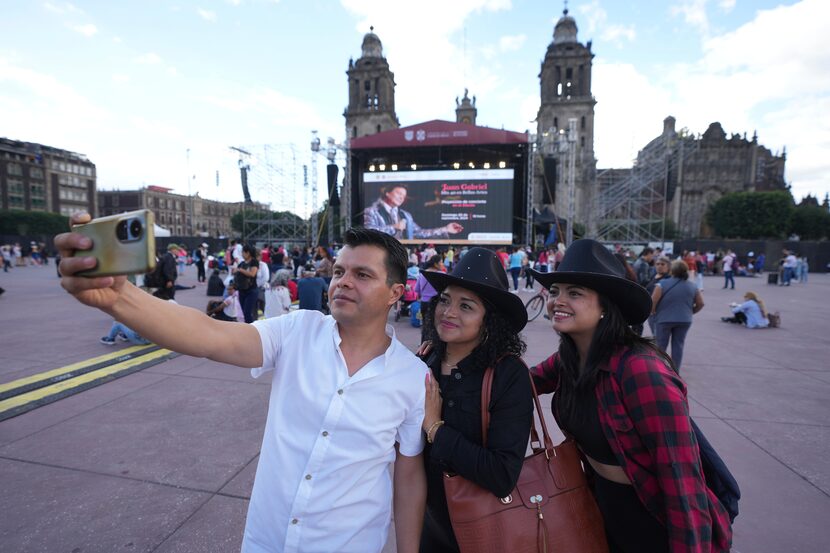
362, 169, 514, 245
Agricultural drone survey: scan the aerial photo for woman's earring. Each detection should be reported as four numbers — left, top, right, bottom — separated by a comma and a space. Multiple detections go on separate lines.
482, 329, 490, 343
600, 313, 605, 319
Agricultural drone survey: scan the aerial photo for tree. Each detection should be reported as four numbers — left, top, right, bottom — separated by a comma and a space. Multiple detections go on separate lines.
706, 190, 794, 239
790, 203, 830, 240
0, 210, 70, 236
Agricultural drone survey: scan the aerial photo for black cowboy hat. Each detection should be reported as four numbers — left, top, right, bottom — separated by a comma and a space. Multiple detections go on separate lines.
529, 239, 652, 325
422, 247, 528, 331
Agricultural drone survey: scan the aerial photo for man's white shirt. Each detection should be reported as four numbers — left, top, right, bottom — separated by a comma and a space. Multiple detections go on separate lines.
244, 310, 428, 553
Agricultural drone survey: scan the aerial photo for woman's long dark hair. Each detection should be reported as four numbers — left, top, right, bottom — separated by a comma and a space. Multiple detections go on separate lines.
423, 293, 526, 370
556, 293, 674, 421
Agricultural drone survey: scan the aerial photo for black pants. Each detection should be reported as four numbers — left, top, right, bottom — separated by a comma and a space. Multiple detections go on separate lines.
196, 261, 206, 282
593, 475, 669, 553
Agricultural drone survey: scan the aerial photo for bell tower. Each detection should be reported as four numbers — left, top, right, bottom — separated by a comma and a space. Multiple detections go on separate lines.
344, 27, 399, 139
535, 8, 597, 228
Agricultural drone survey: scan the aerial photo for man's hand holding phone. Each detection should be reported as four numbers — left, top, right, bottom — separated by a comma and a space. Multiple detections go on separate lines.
56, 212, 129, 311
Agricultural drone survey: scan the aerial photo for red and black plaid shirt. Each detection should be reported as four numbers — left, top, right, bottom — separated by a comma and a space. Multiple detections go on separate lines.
531, 347, 732, 553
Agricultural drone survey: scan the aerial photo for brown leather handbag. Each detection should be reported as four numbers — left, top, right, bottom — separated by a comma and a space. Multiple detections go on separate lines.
443, 364, 609, 553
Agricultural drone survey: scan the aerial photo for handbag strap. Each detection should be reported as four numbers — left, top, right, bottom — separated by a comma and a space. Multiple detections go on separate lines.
480, 357, 554, 454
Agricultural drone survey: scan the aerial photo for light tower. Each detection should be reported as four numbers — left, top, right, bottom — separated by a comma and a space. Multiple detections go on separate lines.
310, 131, 320, 245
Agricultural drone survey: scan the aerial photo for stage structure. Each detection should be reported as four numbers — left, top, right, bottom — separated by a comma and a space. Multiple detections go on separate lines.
227, 143, 311, 244
347, 120, 531, 246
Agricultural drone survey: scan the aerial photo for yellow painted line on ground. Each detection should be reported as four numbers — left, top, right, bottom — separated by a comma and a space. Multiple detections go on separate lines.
0, 345, 154, 395
0, 348, 172, 412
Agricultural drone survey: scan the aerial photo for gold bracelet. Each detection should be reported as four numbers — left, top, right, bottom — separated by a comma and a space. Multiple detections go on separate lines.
425, 420, 445, 444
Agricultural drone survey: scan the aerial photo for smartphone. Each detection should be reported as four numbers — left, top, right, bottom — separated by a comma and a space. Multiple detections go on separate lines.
71, 209, 156, 277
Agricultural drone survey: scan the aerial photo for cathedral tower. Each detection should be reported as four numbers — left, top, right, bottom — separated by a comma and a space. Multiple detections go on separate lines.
344, 28, 399, 139
535, 9, 597, 229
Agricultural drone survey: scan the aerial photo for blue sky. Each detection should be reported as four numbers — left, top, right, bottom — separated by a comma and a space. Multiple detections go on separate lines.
2, 0, 828, 216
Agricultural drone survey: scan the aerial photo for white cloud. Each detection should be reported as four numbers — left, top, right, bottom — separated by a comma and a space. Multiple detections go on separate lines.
198, 8, 217, 22
112, 73, 130, 83
43, 2, 82, 15
135, 52, 162, 65
670, 0, 710, 36
718, 0, 736, 13
499, 34, 526, 52
167, 67, 178, 76
577, 1, 636, 46
68, 23, 98, 37
112, 36, 122, 43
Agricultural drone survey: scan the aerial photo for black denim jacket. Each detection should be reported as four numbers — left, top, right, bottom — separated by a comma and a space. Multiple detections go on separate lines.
422, 353, 534, 543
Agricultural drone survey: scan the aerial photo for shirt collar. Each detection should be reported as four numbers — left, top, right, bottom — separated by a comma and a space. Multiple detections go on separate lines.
331, 320, 398, 370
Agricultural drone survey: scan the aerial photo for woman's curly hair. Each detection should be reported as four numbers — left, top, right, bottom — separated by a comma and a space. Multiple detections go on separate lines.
423, 293, 526, 369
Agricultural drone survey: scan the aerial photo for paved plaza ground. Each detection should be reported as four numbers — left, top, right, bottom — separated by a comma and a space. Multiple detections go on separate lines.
1, 262, 829, 552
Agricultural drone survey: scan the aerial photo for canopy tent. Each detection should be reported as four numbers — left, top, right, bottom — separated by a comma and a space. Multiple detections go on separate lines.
153, 224, 171, 237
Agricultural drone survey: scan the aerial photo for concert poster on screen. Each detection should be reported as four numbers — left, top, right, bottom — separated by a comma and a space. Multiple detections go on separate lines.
362, 169, 514, 245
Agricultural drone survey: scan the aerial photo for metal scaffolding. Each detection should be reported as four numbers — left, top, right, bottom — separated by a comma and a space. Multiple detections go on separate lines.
229, 143, 310, 244
591, 133, 698, 244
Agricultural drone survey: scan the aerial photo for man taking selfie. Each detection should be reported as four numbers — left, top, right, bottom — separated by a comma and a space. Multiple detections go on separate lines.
56, 215, 427, 553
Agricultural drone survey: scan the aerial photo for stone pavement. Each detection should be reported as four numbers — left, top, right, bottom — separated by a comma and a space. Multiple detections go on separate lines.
1, 263, 828, 552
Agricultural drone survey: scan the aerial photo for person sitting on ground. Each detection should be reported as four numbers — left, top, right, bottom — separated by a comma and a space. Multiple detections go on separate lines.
264, 269, 292, 319
100, 321, 150, 345
206, 281, 243, 322
721, 291, 769, 328
206, 269, 225, 296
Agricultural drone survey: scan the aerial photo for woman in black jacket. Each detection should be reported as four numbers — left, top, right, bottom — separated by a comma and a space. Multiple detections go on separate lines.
418, 247, 533, 552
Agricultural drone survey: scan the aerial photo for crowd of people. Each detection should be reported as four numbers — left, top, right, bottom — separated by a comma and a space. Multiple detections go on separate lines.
54, 210, 752, 553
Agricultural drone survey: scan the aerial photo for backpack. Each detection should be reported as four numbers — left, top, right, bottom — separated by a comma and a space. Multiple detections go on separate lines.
614, 349, 740, 523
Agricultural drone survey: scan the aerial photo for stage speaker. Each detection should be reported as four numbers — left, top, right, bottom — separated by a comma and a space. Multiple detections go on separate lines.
543, 157, 557, 204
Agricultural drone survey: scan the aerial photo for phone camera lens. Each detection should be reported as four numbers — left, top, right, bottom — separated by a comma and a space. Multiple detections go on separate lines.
116, 220, 129, 241
130, 219, 143, 239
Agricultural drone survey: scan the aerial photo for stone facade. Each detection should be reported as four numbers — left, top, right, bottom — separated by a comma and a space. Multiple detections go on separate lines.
98, 186, 268, 238
344, 28, 399, 140
634, 117, 787, 237
455, 89, 477, 125
0, 138, 96, 217
534, 9, 597, 228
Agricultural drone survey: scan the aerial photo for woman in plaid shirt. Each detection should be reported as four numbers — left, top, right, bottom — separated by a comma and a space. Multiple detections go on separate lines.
529, 239, 732, 553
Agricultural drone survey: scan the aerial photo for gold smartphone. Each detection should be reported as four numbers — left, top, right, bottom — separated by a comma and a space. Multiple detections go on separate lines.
72, 209, 156, 276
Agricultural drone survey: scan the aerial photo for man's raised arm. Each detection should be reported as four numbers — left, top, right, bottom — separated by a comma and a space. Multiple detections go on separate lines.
56, 213, 262, 368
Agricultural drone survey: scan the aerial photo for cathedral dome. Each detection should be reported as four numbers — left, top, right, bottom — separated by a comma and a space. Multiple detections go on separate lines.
553, 9, 578, 44
361, 27, 383, 58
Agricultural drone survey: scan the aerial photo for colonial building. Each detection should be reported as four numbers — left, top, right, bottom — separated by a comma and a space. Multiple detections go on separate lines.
98, 186, 268, 238
344, 28, 399, 139
0, 138, 97, 216
455, 89, 477, 125
534, 8, 597, 226
651, 117, 787, 237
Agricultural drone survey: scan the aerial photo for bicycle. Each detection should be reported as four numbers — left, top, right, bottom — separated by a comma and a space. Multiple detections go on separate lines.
524, 286, 549, 322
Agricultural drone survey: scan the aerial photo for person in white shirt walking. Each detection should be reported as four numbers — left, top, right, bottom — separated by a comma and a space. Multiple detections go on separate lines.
56, 218, 428, 553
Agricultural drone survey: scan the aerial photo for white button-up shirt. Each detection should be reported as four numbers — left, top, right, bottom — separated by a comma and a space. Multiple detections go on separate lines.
243, 310, 427, 553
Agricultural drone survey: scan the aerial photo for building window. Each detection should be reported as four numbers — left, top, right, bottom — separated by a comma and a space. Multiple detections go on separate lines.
554, 117, 558, 129
377, 124, 381, 133
580, 136, 585, 148
352, 126, 357, 138
30, 167, 44, 179
7, 163, 23, 176
364, 80, 371, 91
581, 116, 586, 129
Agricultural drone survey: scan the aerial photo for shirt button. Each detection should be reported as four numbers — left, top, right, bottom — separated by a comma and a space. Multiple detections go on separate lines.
447, 399, 455, 407
305, 474, 312, 480
322, 431, 329, 437
454, 372, 462, 380
291, 518, 299, 525
337, 389, 344, 395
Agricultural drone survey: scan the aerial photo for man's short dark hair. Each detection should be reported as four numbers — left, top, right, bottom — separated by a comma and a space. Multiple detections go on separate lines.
343, 227, 407, 286
641, 247, 654, 257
